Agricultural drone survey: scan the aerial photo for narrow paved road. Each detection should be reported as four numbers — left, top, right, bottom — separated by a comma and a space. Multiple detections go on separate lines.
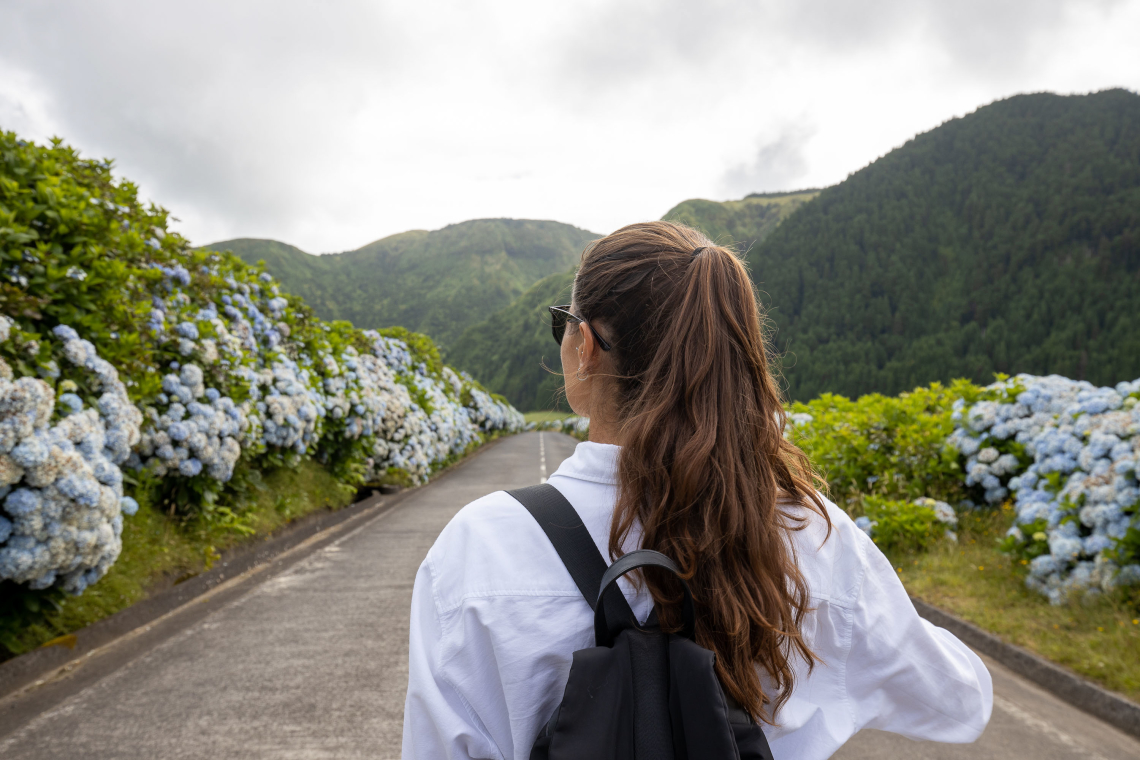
2, 431, 1137, 759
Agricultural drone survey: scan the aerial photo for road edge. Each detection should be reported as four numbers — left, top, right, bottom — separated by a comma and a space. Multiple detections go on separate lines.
912, 597, 1140, 739
0, 434, 509, 703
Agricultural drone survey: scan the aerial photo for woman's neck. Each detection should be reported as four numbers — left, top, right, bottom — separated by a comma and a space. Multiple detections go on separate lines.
585, 411, 624, 446
579, 374, 624, 445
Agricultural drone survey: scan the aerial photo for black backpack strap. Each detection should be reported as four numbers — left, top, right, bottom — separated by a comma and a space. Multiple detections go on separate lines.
594, 550, 695, 646
506, 484, 609, 611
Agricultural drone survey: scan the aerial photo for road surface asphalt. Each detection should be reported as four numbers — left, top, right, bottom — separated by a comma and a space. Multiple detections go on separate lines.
1, 431, 1137, 759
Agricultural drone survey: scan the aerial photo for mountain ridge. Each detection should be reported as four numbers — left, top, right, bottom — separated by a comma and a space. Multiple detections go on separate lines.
211, 89, 1140, 409
204, 218, 600, 349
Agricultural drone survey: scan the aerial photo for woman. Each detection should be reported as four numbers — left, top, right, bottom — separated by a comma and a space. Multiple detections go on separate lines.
402, 221, 992, 759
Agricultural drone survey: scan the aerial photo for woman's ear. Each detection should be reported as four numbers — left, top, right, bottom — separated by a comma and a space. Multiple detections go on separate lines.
578, 322, 599, 373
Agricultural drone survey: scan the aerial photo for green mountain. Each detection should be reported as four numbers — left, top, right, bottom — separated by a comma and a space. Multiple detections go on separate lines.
745, 89, 1140, 400
447, 194, 812, 409
447, 269, 577, 411
205, 219, 599, 349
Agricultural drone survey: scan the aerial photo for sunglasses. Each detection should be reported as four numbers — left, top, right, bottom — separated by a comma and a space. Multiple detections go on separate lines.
548, 305, 612, 351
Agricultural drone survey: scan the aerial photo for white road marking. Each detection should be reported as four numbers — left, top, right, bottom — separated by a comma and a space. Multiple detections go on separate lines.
993, 695, 1109, 760
539, 433, 547, 483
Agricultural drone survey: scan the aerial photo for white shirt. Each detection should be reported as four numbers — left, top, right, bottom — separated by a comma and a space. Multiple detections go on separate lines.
402, 441, 993, 759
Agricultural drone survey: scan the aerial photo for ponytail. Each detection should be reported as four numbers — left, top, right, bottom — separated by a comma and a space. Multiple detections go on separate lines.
572, 221, 829, 721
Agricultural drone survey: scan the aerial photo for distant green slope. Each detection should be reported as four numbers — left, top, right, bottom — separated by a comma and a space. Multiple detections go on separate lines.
449, 194, 810, 409
210, 238, 336, 311
205, 219, 599, 349
446, 269, 577, 411
662, 190, 819, 253
748, 89, 1140, 400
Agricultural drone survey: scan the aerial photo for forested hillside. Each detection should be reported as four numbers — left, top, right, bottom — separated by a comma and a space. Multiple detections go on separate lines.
447, 194, 812, 409
207, 219, 598, 349
742, 89, 1140, 400
446, 269, 576, 411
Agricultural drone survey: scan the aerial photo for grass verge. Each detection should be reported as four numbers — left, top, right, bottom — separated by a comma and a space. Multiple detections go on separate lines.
0, 459, 356, 661
886, 505, 1140, 703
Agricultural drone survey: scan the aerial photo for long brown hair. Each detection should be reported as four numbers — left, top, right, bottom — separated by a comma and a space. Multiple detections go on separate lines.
571, 221, 829, 721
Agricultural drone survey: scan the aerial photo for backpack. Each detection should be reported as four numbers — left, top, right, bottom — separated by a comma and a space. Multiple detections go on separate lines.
507, 484, 775, 760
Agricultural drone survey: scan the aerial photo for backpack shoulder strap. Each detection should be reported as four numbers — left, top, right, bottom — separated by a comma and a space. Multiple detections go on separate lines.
506, 484, 608, 611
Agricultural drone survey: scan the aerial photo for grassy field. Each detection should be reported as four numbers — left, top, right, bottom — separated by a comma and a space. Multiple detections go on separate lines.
888, 505, 1140, 702
524, 410, 576, 424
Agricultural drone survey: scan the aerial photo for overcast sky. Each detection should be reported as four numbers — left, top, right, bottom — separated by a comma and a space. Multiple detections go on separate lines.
1, 1, 1137, 252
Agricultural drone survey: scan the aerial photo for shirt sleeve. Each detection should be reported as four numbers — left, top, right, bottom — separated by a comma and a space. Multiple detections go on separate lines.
844, 532, 994, 742
402, 557, 504, 760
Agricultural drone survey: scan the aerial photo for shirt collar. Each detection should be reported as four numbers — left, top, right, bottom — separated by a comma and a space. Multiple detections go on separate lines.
549, 440, 620, 485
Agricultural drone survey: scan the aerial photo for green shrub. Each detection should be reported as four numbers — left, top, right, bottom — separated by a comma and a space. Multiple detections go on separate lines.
786, 379, 987, 510
0, 133, 190, 400
862, 496, 947, 553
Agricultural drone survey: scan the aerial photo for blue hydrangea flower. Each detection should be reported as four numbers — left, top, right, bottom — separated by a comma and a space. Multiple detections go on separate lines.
58, 392, 84, 415
179, 458, 203, 477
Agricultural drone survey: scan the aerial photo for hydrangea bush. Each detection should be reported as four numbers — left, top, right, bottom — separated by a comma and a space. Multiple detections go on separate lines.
948, 375, 1140, 603
0, 319, 142, 593
781, 373, 1140, 604
0, 131, 524, 595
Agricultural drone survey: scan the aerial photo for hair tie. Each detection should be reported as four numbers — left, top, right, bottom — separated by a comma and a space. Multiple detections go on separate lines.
690, 247, 706, 257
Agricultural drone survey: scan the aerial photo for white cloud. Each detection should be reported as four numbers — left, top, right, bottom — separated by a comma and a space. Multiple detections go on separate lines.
722, 124, 817, 196
0, 0, 1136, 252
0, 64, 59, 139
